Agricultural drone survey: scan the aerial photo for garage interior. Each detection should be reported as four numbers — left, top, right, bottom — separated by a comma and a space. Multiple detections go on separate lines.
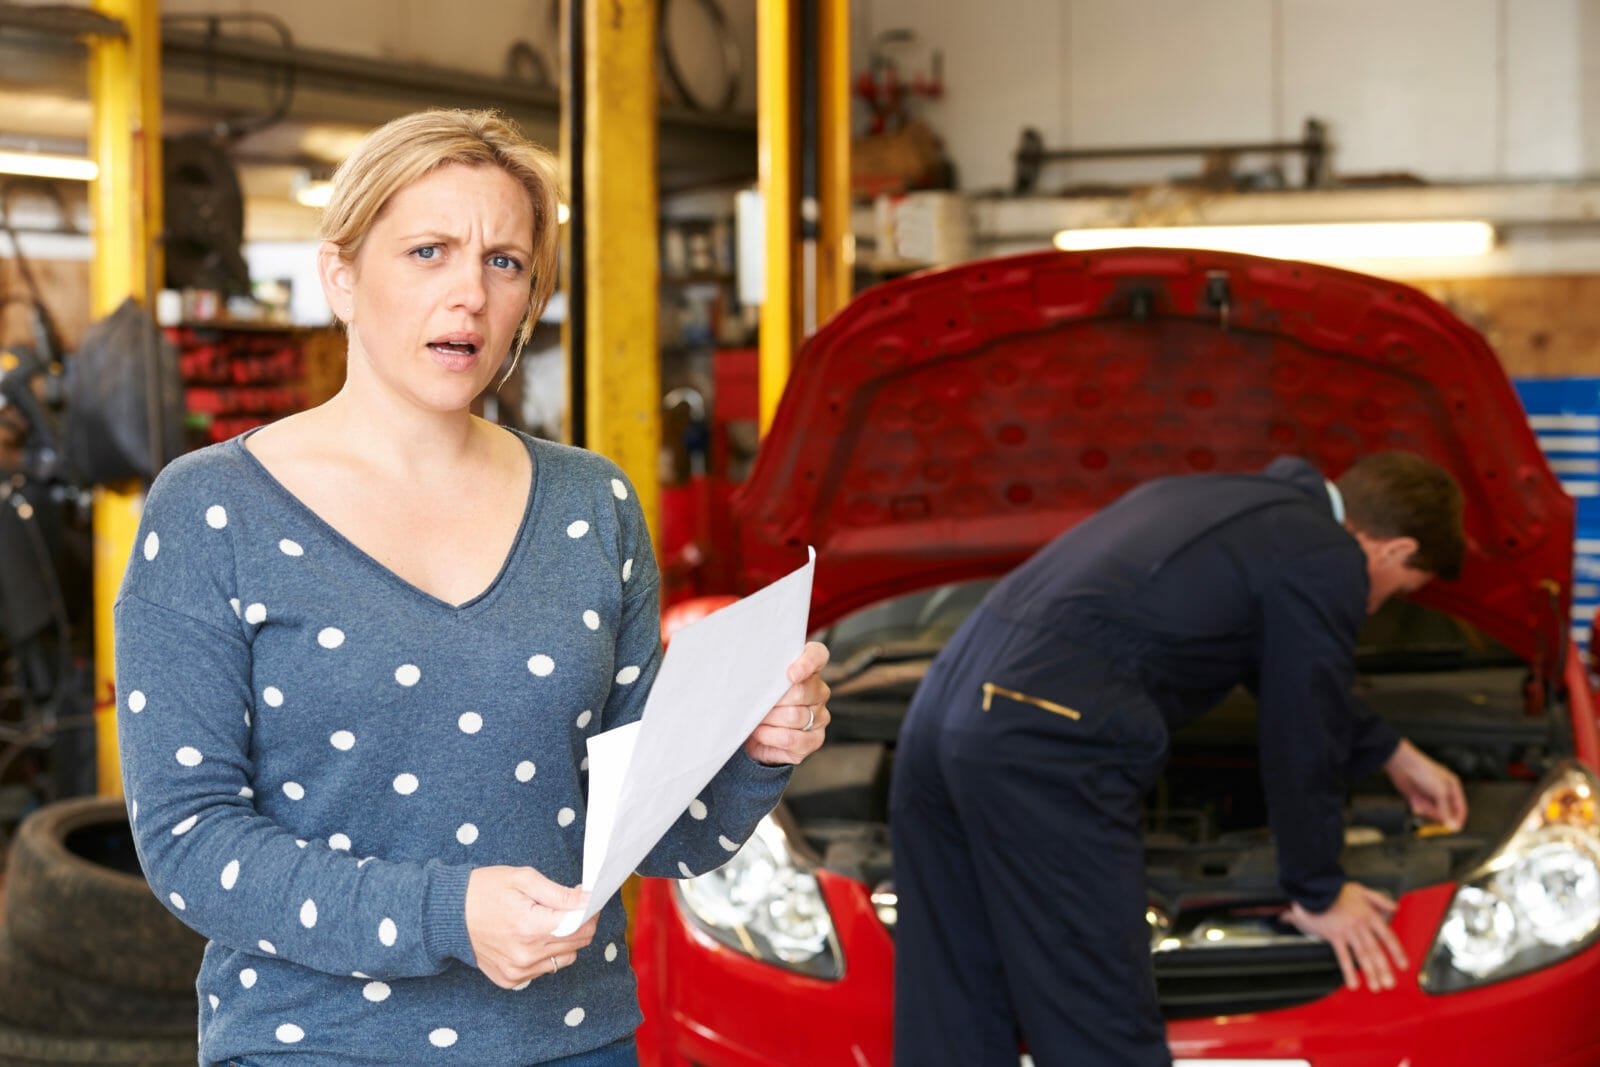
2, 1, 1600, 1065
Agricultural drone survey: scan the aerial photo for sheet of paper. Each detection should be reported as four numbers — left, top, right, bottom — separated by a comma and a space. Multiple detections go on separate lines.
553, 547, 816, 936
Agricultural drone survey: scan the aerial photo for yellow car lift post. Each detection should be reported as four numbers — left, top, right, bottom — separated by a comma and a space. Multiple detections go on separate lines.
758, 0, 852, 436
88, 0, 162, 796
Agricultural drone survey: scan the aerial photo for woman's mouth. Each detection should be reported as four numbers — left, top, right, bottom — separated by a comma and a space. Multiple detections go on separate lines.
427, 337, 482, 371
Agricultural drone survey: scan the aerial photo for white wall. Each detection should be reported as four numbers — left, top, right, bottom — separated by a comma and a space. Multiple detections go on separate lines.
856, 0, 1599, 192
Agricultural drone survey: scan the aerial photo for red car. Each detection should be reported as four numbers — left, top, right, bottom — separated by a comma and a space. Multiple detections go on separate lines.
631, 248, 1600, 1066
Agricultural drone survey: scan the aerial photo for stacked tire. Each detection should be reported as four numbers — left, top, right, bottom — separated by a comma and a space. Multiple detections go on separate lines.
0, 796, 203, 1065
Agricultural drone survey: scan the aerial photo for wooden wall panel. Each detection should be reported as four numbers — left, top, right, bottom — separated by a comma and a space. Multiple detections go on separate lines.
0, 257, 91, 354
1412, 274, 1600, 379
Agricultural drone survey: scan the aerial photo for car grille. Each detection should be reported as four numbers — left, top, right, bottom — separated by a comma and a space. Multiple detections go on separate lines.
1154, 942, 1343, 1019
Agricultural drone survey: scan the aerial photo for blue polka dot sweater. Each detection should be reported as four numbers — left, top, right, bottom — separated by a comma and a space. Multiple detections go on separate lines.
113, 431, 792, 1065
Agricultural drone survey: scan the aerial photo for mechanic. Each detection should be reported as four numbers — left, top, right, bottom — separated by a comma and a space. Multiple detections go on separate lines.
890, 450, 1470, 1067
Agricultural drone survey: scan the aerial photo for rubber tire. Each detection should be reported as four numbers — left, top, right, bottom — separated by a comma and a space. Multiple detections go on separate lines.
0, 927, 196, 1038
4, 796, 205, 994
0, 1018, 194, 1066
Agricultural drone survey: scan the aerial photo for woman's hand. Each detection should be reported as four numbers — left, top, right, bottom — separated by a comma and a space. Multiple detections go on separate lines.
742, 641, 831, 766
465, 866, 598, 989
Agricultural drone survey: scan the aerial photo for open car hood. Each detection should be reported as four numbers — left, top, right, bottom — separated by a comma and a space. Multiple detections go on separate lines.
732, 248, 1573, 672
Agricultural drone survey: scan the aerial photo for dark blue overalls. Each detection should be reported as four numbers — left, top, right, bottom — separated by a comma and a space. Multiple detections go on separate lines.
890, 458, 1402, 1066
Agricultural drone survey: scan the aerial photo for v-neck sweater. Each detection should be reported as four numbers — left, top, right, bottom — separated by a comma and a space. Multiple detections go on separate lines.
113, 431, 791, 1065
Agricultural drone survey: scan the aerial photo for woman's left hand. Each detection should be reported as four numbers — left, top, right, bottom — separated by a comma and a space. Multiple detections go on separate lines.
743, 641, 831, 766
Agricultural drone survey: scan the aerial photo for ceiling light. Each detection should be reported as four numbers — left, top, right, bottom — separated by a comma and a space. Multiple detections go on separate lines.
0, 150, 98, 181
292, 175, 334, 209
1052, 220, 1495, 260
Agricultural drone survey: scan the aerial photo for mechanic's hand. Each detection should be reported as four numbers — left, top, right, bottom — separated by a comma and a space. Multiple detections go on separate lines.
1286, 881, 1407, 992
465, 866, 598, 989
743, 641, 831, 766
1384, 738, 1468, 831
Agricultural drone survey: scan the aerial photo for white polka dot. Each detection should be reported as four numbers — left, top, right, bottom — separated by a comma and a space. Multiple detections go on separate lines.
515, 760, 536, 782
583, 610, 600, 630
259, 940, 277, 955
512, 978, 532, 991
279, 539, 304, 557
379, 918, 397, 947
458, 712, 483, 734
209, 994, 220, 1011
394, 663, 421, 686
263, 686, 284, 707
169, 891, 186, 910
605, 942, 618, 962
393, 773, 418, 796
317, 627, 345, 649
244, 602, 267, 625
566, 520, 590, 538
580, 757, 589, 772
527, 654, 555, 677
240, 968, 257, 989
295, 839, 307, 848
127, 690, 146, 713
573, 711, 592, 730
678, 861, 694, 878
330, 730, 355, 751
363, 981, 391, 1003
718, 835, 739, 852
172, 814, 198, 836
130, 799, 138, 824
206, 505, 228, 529
329, 833, 352, 851
688, 798, 708, 820
352, 971, 370, 979
143, 531, 160, 560
244, 709, 251, 728
611, 478, 628, 500
564, 1007, 585, 1027
230, 598, 241, 617
622, 558, 634, 582
283, 781, 305, 801
221, 859, 240, 889
239, 786, 254, 799
276, 1023, 304, 1044
429, 1028, 458, 1048
456, 823, 479, 845
176, 746, 202, 767
300, 899, 318, 928
615, 665, 640, 685
557, 807, 576, 827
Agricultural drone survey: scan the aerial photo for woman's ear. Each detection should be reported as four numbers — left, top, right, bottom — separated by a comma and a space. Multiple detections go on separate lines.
317, 241, 354, 322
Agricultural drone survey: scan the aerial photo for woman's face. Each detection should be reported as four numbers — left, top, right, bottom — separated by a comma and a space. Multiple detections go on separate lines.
324, 162, 535, 414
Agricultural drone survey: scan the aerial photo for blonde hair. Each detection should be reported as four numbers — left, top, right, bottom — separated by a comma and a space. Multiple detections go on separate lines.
319, 109, 562, 362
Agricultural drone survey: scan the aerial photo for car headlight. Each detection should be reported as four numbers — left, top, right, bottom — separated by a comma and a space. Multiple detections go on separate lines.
673, 814, 843, 980
1422, 761, 1600, 993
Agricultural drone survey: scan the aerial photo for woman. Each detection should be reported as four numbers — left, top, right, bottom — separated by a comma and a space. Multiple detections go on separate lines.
113, 109, 830, 1066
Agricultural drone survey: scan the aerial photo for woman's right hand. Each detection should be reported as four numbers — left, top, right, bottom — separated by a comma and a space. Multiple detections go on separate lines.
465, 866, 598, 988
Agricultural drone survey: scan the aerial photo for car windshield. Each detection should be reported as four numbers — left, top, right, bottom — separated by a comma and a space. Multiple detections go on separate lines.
816, 579, 1521, 680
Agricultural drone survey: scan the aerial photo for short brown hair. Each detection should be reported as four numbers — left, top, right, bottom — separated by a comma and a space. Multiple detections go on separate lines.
318, 108, 562, 361
1336, 450, 1465, 580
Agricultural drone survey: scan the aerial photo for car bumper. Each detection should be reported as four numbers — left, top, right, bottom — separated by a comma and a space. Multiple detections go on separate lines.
634, 878, 1600, 1067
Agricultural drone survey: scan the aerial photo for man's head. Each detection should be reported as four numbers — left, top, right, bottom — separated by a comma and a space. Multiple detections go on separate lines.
1335, 450, 1466, 613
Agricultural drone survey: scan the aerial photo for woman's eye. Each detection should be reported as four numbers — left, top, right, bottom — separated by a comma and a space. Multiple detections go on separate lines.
413, 246, 438, 260
490, 254, 522, 271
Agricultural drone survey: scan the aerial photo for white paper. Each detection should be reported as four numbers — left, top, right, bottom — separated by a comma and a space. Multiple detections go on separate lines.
553, 547, 816, 935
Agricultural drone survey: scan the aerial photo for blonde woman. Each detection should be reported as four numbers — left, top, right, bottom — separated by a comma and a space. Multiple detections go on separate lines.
115, 109, 829, 1066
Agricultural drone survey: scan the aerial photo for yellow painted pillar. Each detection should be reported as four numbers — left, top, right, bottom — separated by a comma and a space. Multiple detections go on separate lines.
88, 0, 162, 796
757, 0, 796, 436
816, 0, 853, 328
580, 0, 661, 545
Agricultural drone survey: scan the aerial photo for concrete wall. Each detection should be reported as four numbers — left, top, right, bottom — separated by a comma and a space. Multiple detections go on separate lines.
855, 0, 1600, 192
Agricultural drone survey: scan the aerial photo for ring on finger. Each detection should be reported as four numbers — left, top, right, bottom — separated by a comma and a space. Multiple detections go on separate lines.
803, 705, 816, 731
549, 956, 559, 974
